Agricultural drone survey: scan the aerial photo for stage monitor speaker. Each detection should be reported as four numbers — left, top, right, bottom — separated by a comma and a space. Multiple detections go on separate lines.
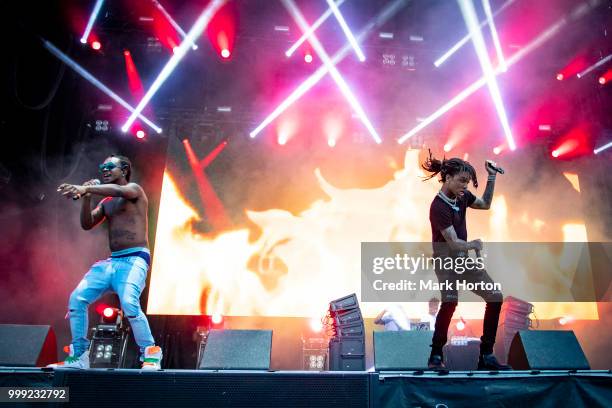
199, 329, 272, 370
374, 331, 431, 371
0, 324, 57, 367
508, 330, 590, 370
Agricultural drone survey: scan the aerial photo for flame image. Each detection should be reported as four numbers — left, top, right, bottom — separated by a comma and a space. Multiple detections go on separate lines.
147, 149, 598, 320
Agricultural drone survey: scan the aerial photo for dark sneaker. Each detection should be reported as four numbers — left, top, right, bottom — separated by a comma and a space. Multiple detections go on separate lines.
478, 353, 512, 370
428, 354, 445, 370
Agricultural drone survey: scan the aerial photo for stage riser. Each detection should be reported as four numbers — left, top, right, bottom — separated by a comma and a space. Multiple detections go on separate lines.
1, 370, 610, 408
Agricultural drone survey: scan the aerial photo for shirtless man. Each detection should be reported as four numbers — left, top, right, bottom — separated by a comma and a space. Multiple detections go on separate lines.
49, 155, 162, 369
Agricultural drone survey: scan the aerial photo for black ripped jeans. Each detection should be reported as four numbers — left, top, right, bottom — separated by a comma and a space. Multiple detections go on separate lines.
430, 264, 504, 357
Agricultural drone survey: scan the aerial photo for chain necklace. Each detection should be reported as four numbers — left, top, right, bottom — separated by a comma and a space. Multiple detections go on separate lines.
438, 190, 460, 212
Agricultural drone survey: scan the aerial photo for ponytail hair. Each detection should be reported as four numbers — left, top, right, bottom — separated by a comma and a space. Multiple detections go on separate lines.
421, 149, 478, 188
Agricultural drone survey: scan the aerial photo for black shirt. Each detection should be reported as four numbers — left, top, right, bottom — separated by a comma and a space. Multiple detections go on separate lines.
430, 190, 476, 255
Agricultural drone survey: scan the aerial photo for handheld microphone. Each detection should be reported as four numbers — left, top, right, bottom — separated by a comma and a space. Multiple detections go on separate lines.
486, 160, 505, 174
73, 179, 101, 200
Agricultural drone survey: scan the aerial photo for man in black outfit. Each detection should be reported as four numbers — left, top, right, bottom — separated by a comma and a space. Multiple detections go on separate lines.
422, 152, 511, 370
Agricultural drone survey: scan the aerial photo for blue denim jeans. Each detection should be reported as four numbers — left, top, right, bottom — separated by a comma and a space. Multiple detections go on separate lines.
68, 247, 155, 356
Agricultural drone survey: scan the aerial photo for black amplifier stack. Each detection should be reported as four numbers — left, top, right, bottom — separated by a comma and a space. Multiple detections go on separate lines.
327, 293, 365, 371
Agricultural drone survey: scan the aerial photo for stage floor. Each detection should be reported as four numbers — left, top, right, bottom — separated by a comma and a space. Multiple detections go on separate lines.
0, 368, 610, 407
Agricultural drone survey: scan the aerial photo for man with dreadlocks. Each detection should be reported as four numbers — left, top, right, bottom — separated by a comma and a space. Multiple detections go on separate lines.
51, 155, 162, 370
421, 151, 510, 370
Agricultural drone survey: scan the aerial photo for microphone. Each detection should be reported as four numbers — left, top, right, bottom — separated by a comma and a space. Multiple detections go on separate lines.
73, 179, 100, 200
486, 160, 505, 175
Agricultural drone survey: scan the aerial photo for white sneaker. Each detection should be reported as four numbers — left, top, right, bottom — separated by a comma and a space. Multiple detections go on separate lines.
47, 345, 90, 369
141, 345, 162, 370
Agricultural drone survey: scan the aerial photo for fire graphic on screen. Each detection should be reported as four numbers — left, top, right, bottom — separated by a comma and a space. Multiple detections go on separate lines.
147, 150, 597, 320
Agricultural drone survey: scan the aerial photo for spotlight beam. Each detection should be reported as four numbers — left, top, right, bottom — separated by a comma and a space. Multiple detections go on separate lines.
121, 0, 226, 132
576, 54, 612, 78
434, 0, 515, 67
250, 0, 407, 139
399, 1, 597, 144
482, 0, 507, 71
285, 0, 346, 58
324, 0, 365, 61
80, 0, 105, 44
594, 141, 612, 154
282, 0, 380, 142
457, 0, 515, 149
43, 40, 162, 133
151, 0, 198, 50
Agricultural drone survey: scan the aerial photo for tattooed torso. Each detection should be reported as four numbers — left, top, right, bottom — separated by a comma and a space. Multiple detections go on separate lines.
102, 189, 148, 251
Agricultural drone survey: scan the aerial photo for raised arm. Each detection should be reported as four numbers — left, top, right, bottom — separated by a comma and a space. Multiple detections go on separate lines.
440, 225, 482, 252
59, 182, 142, 201
470, 160, 499, 210
84, 183, 142, 199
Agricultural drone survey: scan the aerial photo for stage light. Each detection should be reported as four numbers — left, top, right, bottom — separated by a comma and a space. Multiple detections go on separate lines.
43, 40, 162, 133
576, 54, 612, 78
558, 316, 573, 325
493, 146, 501, 155
103, 307, 115, 319
594, 141, 612, 154
281, 0, 381, 143
456, 317, 466, 331
310, 318, 323, 332
556, 73, 564, 81
121, 0, 226, 133
152, 0, 198, 50
304, 53, 313, 63
434, 0, 516, 67
211, 313, 225, 330
399, 0, 596, 146
325, 0, 365, 61
552, 149, 559, 158
379, 32, 394, 39
328, 138, 336, 147
251, 0, 405, 139
599, 68, 612, 86
136, 130, 146, 139
80, 0, 105, 44
91, 40, 101, 50
221, 48, 230, 58
538, 124, 552, 131
285, 0, 346, 58
443, 143, 452, 152
458, 0, 515, 150
482, 0, 507, 72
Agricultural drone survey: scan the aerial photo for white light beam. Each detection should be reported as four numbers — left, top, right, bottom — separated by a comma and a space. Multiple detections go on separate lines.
325, 0, 366, 61
43, 40, 162, 133
594, 141, 612, 154
399, 3, 582, 144
151, 0, 198, 50
250, 0, 407, 139
458, 0, 515, 150
285, 0, 346, 58
434, 0, 515, 67
577, 54, 612, 78
121, 0, 226, 132
482, 0, 507, 71
283, 0, 379, 142
80, 0, 105, 44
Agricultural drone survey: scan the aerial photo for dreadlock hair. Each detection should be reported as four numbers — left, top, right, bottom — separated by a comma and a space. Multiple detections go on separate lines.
421, 149, 478, 188
109, 154, 132, 182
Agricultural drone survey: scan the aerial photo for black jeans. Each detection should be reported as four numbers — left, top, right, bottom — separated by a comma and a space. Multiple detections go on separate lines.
430, 265, 503, 357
